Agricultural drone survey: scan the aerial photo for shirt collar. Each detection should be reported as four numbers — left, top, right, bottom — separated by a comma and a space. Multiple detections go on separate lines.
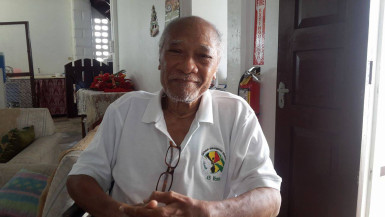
195, 90, 213, 124
141, 91, 164, 123
141, 90, 213, 124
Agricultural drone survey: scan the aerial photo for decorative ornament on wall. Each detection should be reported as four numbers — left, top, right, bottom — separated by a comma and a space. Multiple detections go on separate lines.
150, 5, 159, 37
165, 0, 180, 25
253, 0, 266, 65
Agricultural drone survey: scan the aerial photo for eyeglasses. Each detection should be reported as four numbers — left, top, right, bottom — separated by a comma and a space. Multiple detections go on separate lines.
156, 141, 181, 192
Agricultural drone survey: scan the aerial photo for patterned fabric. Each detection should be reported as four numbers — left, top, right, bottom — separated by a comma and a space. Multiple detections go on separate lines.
5, 78, 33, 108
0, 169, 48, 217
35, 78, 67, 115
0, 126, 35, 163
77, 89, 125, 130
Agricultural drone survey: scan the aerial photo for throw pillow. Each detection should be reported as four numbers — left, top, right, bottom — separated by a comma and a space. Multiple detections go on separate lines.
0, 169, 48, 217
0, 126, 35, 163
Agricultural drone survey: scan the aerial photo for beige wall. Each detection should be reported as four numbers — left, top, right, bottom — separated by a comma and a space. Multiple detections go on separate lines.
227, 0, 279, 158
115, 0, 165, 92
0, 0, 74, 75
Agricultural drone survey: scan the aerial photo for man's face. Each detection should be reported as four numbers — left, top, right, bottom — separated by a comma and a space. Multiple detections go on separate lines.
159, 20, 220, 103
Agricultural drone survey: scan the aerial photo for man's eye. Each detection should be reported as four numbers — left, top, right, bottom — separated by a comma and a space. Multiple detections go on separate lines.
168, 49, 181, 54
200, 54, 212, 59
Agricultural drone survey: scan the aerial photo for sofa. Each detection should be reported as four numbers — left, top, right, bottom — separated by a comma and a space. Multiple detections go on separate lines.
38, 125, 97, 217
0, 107, 97, 216
0, 108, 64, 187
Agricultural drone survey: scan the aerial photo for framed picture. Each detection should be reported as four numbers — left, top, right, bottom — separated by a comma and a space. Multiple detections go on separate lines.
165, 0, 180, 25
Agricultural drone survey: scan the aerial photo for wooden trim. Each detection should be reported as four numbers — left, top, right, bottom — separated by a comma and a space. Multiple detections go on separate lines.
6, 73, 30, 77
24, 22, 37, 107
0, 21, 28, 26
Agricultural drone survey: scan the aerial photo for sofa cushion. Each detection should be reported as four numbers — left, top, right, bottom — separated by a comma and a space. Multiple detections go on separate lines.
0, 169, 48, 217
0, 108, 55, 139
8, 132, 64, 165
0, 126, 35, 163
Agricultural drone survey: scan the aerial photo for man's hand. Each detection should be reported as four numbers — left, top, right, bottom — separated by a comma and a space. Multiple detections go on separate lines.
119, 188, 280, 217
119, 191, 209, 217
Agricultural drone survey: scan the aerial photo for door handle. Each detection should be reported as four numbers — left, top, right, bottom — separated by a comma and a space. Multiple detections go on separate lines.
277, 82, 289, 108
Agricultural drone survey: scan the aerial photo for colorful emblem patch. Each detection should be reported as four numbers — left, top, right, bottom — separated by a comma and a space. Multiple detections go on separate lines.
201, 147, 226, 182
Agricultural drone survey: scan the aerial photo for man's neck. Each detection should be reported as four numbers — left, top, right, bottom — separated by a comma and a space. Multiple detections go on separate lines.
162, 95, 201, 146
162, 95, 201, 119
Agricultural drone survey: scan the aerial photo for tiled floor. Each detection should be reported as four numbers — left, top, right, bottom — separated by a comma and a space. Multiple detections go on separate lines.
53, 116, 82, 146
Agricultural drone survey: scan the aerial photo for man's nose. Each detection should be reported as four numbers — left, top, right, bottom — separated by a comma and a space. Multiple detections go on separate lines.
180, 56, 198, 74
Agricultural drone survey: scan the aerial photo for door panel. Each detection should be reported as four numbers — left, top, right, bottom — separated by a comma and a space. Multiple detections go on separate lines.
275, 0, 370, 216
297, 0, 346, 28
290, 127, 336, 217
294, 49, 342, 109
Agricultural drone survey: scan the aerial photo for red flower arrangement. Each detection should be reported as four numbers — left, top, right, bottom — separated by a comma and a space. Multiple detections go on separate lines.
90, 72, 135, 92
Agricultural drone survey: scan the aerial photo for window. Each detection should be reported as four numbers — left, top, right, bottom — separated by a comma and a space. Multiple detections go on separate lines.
93, 18, 110, 62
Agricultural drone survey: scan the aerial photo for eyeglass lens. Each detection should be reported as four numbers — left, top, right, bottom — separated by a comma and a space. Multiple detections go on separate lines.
165, 143, 180, 167
157, 171, 174, 192
156, 141, 181, 192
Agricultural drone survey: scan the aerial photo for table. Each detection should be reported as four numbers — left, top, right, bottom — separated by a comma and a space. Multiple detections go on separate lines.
76, 89, 126, 137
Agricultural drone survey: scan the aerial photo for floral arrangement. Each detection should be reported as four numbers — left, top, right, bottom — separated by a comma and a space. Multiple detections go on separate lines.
90, 71, 135, 92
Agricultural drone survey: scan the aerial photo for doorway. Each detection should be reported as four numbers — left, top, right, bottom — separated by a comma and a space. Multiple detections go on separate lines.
274, 0, 370, 216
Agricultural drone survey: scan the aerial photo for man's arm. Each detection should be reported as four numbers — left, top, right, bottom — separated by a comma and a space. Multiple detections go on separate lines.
120, 187, 281, 217
66, 175, 125, 217
207, 187, 281, 217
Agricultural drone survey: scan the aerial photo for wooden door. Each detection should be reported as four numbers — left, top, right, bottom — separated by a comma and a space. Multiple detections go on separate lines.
275, 0, 370, 216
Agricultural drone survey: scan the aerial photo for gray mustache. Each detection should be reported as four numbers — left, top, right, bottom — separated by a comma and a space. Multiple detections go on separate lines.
169, 75, 201, 82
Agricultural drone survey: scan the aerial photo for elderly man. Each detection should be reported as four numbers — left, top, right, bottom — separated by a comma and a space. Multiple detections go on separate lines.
67, 16, 281, 217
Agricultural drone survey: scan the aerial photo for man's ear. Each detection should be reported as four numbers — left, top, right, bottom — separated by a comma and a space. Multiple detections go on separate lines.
158, 64, 161, 70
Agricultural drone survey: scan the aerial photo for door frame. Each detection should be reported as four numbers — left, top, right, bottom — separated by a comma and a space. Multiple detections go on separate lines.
358, 0, 385, 216
0, 21, 36, 107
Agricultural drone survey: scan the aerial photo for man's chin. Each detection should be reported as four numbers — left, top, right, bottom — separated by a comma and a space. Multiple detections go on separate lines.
168, 94, 197, 103
164, 91, 200, 103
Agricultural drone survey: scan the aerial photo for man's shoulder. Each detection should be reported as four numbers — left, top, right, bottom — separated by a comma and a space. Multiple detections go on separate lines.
113, 90, 156, 105
210, 90, 249, 106
209, 90, 254, 116
107, 91, 157, 115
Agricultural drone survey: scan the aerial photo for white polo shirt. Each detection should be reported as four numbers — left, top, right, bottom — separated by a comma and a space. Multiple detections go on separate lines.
69, 90, 281, 204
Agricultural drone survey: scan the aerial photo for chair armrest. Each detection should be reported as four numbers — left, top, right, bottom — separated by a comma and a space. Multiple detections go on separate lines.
62, 203, 86, 217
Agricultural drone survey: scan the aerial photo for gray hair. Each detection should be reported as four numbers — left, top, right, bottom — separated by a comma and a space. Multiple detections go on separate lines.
158, 16, 223, 59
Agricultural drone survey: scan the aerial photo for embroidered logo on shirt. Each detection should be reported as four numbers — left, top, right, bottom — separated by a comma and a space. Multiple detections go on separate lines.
201, 147, 226, 181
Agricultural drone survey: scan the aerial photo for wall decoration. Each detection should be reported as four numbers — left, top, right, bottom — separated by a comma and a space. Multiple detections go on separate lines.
165, 0, 180, 25
150, 5, 159, 37
253, 0, 266, 65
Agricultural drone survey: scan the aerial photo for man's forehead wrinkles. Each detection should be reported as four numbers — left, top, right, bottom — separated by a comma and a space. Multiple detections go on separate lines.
169, 40, 184, 45
168, 40, 215, 52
